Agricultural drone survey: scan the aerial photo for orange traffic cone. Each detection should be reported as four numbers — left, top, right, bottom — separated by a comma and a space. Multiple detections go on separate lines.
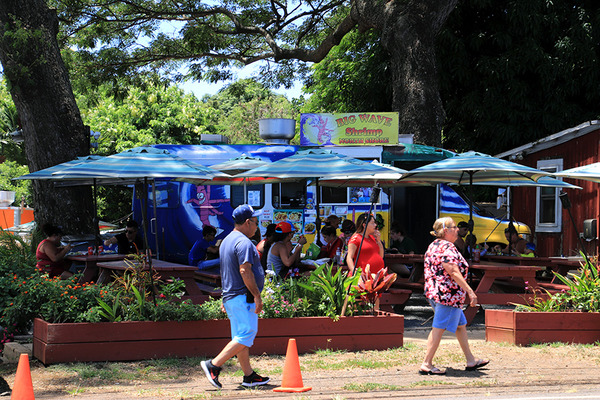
273, 338, 311, 393
11, 354, 34, 400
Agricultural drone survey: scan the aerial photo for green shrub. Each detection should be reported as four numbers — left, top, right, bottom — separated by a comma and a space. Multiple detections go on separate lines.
516, 254, 600, 312
0, 230, 37, 340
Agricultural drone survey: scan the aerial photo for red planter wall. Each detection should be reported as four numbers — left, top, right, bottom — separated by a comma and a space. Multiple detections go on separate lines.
485, 309, 600, 346
33, 314, 404, 364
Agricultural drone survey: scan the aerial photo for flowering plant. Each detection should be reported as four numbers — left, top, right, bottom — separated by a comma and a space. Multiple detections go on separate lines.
260, 271, 312, 318
516, 254, 600, 312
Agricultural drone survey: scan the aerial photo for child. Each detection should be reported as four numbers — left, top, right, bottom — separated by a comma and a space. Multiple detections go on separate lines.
521, 242, 536, 257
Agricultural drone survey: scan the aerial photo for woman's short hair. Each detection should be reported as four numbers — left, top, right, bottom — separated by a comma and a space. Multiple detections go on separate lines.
430, 217, 454, 238
42, 223, 63, 237
321, 225, 337, 237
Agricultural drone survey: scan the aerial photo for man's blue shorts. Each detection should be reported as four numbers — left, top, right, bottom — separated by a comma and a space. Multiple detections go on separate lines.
428, 299, 467, 333
223, 294, 258, 347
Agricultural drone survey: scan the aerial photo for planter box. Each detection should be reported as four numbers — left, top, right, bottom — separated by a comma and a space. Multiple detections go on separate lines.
33, 313, 403, 364
485, 309, 600, 346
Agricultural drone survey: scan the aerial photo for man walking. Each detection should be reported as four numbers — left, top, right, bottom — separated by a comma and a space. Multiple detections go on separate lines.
201, 204, 270, 389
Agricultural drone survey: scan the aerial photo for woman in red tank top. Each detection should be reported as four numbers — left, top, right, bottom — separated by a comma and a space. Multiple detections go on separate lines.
36, 224, 73, 279
346, 213, 385, 275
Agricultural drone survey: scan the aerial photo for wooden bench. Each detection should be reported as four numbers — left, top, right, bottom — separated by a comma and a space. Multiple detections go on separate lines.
379, 288, 413, 313
195, 282, 222, 297
537, 282, 570, 293
194, 269, 221, 286
391, 281, 424, 293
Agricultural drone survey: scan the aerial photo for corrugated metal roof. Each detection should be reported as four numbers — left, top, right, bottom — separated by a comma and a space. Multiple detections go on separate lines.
495, 120, 600, 160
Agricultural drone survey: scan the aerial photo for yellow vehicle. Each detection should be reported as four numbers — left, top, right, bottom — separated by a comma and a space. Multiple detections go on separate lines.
438, 184, 530, 247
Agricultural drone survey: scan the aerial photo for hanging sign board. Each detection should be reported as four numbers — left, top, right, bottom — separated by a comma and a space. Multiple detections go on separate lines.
300, 112, 399, 146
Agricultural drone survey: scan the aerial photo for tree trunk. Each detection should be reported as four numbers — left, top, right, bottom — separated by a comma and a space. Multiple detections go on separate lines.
0, 0, 94, 235
354, 0, 459, 146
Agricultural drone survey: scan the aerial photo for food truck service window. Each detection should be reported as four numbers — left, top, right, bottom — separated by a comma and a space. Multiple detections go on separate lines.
231, 185, 264, 209
273, 182, 306, 209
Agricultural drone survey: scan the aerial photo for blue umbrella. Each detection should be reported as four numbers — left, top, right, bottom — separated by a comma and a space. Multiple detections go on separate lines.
209, 154, 269, 175
399, 151, 556, 237
51, 146, 227, 183
13, 155, 104, 181
554, 162, 600, 183
49, 146, 228, 259
236, 149, 401, 243
235, 148, 395, 182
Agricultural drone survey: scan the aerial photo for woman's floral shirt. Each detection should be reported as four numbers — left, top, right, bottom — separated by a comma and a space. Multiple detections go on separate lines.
424, 238, 468, 307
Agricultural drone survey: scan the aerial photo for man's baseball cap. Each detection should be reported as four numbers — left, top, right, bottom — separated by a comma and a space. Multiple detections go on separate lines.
457, 221, 469, 229
232, 204, 262, 224
275, 221, 295, 234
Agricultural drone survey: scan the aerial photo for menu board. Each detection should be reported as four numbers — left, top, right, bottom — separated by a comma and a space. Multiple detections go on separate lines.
273, 209, 304, 238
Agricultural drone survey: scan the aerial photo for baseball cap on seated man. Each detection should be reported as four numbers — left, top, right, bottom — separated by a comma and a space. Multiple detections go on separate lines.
232, 204, 262, 224
457, 221, 469, 229
275, 221, 295, 234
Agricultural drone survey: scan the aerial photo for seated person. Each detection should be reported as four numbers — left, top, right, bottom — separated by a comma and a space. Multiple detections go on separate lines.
386, 222, 416, 278
318, 225, 343, 259
266, 221, 307, 278
257, 223, 277, 271
319, 214, 341, 244
453, 221, 469, 259
340, 219, 356, 242
188, 225, 221, 270
494, 226, 527, 256
521, 242, 536, 257
36, 223, 73, 279
465, 233, 477, 259
388, 222, 417, 254
104, 220, 144, 255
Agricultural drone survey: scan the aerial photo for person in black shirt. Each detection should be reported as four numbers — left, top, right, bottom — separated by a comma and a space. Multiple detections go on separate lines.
104, 220, 144, 255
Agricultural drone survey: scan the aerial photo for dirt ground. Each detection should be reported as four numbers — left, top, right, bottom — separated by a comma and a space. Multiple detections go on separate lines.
4, 327, 600, 400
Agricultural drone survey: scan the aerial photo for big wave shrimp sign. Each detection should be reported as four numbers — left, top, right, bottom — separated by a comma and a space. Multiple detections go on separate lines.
300, 112, 399, 146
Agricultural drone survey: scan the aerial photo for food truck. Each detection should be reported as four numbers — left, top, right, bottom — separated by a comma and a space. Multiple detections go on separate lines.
134, 113, 529, 263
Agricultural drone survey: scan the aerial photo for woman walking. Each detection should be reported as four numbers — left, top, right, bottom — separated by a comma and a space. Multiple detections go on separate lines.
420, 216, 489, 375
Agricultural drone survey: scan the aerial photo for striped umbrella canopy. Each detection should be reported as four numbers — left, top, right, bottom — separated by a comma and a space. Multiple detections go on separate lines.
554, 162, 600, 183
399, 151, 555, 234
210, 154, 269, 175
51, 146, 228, 183
318, 160, 430, 188
467, 176, 581, 189
236, 149, 401, 244
399, 151, 552, 185
13, 155, 104, 181
235, 148, 399, 182
48, 146, 229, 259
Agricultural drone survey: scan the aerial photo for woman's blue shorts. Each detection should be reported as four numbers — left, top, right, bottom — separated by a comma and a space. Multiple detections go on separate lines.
428, 299, 467, 333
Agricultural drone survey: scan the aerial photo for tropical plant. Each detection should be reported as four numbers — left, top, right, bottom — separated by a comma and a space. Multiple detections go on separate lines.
516, 254, 600, 313
297, 263, 362, 318
356, 265, 397, 315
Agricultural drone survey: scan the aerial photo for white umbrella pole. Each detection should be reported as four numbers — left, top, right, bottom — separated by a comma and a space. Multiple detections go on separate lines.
316, 178, 322, 246
152, 180, 160, 260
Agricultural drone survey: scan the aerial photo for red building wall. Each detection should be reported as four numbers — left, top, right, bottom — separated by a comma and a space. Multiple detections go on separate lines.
510, 129, 600, 257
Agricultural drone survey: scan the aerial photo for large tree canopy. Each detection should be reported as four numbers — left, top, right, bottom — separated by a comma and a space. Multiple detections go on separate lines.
0, 0, 94, 234
302, 0, 600, 154
54, 0, 458, 145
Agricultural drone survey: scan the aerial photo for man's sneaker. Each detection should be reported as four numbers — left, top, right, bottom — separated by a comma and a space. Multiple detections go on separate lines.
242, 371, 270, 387
201, 360, 222, 389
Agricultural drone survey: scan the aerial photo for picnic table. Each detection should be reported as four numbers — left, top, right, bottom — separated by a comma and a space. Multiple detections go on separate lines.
463, 262, 547, 325
194, 267, 221, 286
384, 253, 425, 283
96, 259, 205, 302
67, 252, 128, 283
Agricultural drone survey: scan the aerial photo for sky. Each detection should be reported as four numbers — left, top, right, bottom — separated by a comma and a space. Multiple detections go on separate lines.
154, 21, 308, 101
177, 64, 306, 101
